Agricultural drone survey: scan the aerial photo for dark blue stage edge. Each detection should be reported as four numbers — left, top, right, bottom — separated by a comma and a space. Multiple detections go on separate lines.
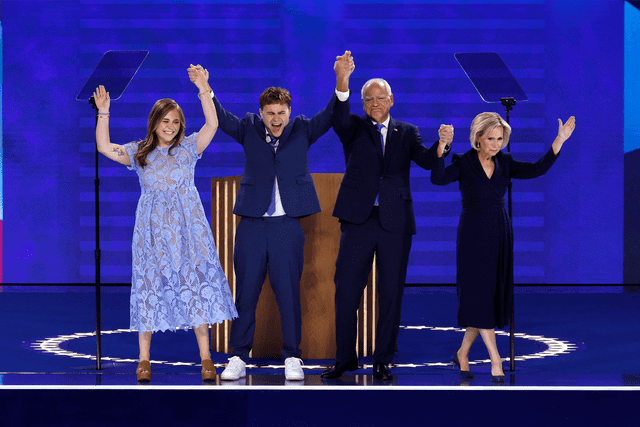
1, 388, 639, 427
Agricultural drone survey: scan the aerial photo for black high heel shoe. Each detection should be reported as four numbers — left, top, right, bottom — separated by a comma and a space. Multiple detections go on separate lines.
451, 351, 474, 379
491, 368, 505, 382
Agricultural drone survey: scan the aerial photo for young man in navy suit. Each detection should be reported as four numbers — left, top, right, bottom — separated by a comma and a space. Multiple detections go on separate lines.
322, 52, 453, 380
198, 77, 337, 381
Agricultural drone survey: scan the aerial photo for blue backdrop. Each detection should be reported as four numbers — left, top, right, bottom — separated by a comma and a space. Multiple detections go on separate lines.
2, 0, 630, 284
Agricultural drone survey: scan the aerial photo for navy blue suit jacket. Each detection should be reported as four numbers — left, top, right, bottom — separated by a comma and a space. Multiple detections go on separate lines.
332, 95, 442, 235
213, 94, 336, 218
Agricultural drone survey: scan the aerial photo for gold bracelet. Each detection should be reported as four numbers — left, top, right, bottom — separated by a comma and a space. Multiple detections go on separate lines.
98, 115, 110, 119
198, 90, 211, 99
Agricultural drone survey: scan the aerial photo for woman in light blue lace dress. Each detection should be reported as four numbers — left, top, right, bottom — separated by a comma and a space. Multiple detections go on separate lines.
92, 64, 237, 382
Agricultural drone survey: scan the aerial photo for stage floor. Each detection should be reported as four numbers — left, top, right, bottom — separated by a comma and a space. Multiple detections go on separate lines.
1, 286, 639, 426
1, 285, 639, 387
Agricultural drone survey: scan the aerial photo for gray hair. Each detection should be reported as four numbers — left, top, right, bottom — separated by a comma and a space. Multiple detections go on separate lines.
361, 78, 393, 99
469, 112, 511, 150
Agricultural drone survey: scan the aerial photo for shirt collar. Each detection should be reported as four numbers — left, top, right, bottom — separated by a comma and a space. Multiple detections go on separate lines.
265, 129, 278, 144
371, 116, 391, 129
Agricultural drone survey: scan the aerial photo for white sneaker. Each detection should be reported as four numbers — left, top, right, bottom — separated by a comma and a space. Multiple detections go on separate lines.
284, 357, 304, 381
220, 356, 246, 381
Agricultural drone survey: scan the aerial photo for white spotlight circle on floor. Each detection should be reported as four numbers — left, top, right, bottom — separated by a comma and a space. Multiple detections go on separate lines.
398, 325, 579, 368
30, 326, 579, 369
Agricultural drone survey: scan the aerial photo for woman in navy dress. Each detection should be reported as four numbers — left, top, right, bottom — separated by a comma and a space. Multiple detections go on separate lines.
431, 113, 575, 380
92, 65, 238, 382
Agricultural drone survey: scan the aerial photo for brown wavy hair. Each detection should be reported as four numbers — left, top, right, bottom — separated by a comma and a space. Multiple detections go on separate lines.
259, 87, 292, 109
135, 99, 186, 167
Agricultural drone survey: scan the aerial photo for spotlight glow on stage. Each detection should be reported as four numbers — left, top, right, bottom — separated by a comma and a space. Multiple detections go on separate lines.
29, 326, 580, 370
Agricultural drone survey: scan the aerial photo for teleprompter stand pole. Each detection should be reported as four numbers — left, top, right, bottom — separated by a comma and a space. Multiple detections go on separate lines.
90, 98, 103, 371
77, 50, 148, 371
501, 97, 516, 372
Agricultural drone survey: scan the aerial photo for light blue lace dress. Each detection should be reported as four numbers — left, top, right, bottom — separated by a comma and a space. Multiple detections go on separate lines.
124, 132, 238, 332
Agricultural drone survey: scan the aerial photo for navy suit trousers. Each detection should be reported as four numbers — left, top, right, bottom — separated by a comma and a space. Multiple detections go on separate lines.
230, 215, 305, 361
334, 207, 413, 365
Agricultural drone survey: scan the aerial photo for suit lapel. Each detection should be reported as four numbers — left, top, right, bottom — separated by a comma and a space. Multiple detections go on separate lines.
383, 117, 400, 169
278, 121, 294, 149
254, 120, 266, 139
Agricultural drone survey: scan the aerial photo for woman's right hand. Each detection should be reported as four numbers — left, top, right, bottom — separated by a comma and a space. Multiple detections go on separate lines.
551, 116, 576, 155
93, 85, 110, 113
437, 124, 453, 157
557, 116, 576, 143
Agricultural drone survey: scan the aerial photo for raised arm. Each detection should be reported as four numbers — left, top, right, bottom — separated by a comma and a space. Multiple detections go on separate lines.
510, 116, 576, 179
431, 154, 461, 186
411, 123, 453, 171
93, 85, 131, 166
302, 52, 355, 145
188, 64, 218, 155
332, 51, 357, 141
335, 50, 354, 93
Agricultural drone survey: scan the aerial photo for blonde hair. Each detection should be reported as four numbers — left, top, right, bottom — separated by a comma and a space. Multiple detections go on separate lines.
469, 112, 511, 151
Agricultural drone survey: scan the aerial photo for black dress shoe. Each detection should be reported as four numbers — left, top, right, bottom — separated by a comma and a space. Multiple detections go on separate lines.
373, 363, 392, 381
321, 359, 359, 379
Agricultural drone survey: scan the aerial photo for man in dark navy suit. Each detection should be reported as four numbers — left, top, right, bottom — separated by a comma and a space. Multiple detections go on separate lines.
201, 77, 337, 381
322, 52, 453, 380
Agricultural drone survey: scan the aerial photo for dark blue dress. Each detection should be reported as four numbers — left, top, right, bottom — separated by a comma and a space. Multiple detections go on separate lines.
431, 148, 558, 329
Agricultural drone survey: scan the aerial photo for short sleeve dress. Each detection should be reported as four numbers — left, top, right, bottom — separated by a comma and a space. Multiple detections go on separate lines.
124, 132, 238, 332
431, 148, 558, 329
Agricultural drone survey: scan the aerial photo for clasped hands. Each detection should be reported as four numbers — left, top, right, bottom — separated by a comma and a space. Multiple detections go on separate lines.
188, 64, 210, 93
334, 50, 355, 82
439, 124, 454, 146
